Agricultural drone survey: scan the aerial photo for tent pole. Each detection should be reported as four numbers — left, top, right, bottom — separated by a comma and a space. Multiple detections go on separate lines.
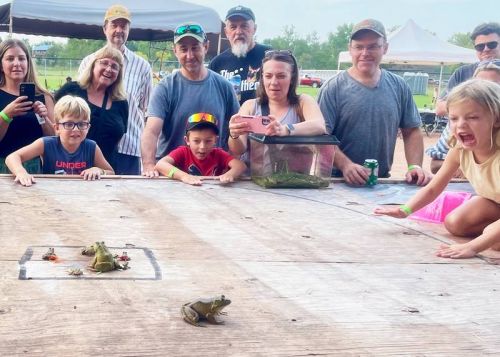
8, 3, 13, 38
438, 63, 444, 99
217, 33, 222, 55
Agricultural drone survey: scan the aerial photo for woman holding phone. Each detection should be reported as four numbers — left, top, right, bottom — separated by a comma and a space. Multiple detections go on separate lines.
228, 50, 326, 156
55, 46, 128, 171
0, 39, 54, 173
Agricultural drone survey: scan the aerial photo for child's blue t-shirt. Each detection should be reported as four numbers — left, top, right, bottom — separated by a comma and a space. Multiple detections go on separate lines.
42, 136, 96, 175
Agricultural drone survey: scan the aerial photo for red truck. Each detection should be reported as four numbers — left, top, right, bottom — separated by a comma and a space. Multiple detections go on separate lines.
299, 74, 323, 88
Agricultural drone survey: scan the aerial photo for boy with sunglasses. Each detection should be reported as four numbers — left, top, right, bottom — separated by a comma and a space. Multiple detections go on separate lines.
435, 22, 500, 117
5, 95, 113, 186
155, 112, 245, 185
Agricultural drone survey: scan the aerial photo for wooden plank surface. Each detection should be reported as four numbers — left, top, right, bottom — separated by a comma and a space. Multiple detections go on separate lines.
0, 176, 499, 356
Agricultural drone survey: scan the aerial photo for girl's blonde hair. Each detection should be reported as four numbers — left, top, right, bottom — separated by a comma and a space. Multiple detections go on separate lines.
54, 95, 91, 123
78, 46, 126, 101
446, 79, 500, 149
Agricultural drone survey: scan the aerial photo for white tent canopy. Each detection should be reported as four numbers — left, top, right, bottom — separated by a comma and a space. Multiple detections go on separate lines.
337, 19, 477, 94
0, 0, 222, 41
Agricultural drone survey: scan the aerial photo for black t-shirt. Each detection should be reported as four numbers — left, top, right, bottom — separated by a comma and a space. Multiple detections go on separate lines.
0, 89, 45, 158
55, 82, 128, 169
209, 43, 270, 104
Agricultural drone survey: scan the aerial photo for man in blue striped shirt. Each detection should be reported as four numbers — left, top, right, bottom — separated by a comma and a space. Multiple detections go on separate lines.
79, 4, 153, 175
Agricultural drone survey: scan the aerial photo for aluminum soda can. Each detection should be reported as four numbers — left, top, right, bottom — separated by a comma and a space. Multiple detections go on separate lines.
363, 159, 379, 186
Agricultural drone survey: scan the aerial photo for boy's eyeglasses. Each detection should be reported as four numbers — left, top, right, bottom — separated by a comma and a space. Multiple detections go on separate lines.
188, 113, 217, 125
175, 24, 204, 36
58, 121, 91, 130
265, 49, 293, 57
474, 41, 498, 52
97, 59, 120, 72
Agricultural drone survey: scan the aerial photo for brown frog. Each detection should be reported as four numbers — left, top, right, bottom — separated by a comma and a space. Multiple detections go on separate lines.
181, 295, 231, 327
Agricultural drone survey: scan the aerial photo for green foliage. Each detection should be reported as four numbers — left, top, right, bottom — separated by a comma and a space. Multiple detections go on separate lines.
448, 32, 473, 49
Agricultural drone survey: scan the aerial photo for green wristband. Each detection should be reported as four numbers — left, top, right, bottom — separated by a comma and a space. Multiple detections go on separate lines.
0, 111, 12, 124
407, 164, 421, 171
400, 204, 413, 216
167, 167, 179, 178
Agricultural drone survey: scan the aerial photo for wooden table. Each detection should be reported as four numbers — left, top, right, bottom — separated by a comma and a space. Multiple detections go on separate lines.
1, 176, 499, 356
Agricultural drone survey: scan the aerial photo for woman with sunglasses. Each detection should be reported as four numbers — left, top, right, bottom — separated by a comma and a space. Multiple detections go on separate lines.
0, 39, 55, 174
228, 50, 326, 156
55, 46, 128, 171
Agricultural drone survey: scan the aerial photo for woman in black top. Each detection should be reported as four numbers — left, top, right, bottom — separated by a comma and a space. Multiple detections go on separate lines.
0, 39, 55, 173
56, 46, 128, 171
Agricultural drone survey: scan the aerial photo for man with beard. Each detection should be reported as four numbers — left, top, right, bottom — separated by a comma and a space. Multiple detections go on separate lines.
79, 5, 152, 175
209, 5, 270, 104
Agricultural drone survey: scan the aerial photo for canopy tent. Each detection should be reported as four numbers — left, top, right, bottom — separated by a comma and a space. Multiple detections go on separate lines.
338, 19, 477, 95
0, 0, 229, 55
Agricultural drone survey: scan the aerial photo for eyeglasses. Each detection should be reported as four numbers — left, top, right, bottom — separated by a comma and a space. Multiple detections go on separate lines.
350, 44, 384, 53
58, 121, 91, 130
265, 49, 293, 57
97, 59, 120, 72
187, 113, 217, 125
175, 24, 204, 36
474, 41, 498, 52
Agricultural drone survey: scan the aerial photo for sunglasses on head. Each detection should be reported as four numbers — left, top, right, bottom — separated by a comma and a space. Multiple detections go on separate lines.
265, 49, 293, 57
188, 113, 217, 125
175, 24, 204, 36
474, 41, 498, 52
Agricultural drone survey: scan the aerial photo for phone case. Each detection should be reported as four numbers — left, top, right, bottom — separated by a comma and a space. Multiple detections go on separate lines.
234, 115, 270, 134
20, 83, 36, 103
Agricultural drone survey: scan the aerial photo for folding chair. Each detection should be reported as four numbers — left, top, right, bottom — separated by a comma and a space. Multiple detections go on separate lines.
420, 112, 436, 137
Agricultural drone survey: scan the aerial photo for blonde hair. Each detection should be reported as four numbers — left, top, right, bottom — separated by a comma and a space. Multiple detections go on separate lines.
54, 95, 91, 123
78, 46, 126, 101
446, 79, 500, 149
473, 60, 500, 78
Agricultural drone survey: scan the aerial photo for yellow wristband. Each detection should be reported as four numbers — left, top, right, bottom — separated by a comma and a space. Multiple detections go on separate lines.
407, 164, 421, 171
400, 204, 413, 216
167, 167, 179, 178
0, 111, 12, 124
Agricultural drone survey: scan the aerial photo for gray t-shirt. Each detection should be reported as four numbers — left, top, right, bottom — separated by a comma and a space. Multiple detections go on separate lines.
318, 70, 421, 177
438, 63, 477, 100
147, 70, 239, 159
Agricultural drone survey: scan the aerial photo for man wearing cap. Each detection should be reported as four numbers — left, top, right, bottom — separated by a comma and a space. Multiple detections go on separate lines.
79, 4, 153, 175
428, 22, 500, 173
209, 5, 270, 105
318, 19, 431, 186
141, 23, 239, 177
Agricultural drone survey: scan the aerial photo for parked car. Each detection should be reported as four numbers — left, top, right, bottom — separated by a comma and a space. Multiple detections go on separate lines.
299, 74, 323, 88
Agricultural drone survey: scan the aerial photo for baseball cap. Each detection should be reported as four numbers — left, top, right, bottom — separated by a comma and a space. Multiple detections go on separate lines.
174, 23, 207, 44
104, 4, 131, 23
351, 19, 386, 40
186, 113, 219, 134
225, 5, 255, 21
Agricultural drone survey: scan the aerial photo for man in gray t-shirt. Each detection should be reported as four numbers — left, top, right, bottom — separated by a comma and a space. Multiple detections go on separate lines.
141, 23, 239, 177
318, 18, 431, 186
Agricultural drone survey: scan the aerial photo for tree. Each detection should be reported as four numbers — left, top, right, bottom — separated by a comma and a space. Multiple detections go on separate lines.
448, 32, 473, 49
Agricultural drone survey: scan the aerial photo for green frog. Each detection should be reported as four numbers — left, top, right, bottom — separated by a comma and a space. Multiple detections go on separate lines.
88, 241, 123, 273
181, 295, 231, 327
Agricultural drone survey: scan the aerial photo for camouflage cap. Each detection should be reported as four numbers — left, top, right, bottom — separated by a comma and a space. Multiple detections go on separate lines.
351, 19, 386, 40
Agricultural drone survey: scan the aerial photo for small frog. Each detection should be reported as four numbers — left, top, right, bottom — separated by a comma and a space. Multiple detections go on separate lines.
42, 247, 56, 260
181, 295, 231, 327
88, 241, 123, 273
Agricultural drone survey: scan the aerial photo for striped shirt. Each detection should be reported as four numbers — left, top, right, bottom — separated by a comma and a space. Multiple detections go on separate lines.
79, 46, 153, 157
425, 124, 450, 160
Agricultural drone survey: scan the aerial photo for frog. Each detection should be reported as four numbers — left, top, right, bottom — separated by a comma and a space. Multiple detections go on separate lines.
181, 295, 231, 327
81, 243, 97, 256
88, 241, 123, 273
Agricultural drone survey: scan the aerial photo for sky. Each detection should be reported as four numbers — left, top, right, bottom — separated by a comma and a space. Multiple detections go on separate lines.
0, 0, 496, 44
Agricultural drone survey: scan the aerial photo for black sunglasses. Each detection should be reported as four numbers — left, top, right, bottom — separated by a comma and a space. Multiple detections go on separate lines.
474, 41, 498, 52
175, 24, 204, 36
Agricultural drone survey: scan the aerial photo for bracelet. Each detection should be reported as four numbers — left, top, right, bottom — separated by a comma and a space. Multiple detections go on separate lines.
167, 167, 179, 178
407, 164, 421, 171
400, 204, 413, 216
0, 111, 12, 124
229, 133, 240, 140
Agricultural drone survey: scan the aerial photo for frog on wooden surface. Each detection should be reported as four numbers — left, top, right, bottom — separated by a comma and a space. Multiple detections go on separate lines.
88, 241, 124, 273
181, 295, 231, 327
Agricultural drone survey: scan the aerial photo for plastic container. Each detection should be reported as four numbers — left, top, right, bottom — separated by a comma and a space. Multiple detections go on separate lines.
409, 191, 472, 223
248, 134, 339, 188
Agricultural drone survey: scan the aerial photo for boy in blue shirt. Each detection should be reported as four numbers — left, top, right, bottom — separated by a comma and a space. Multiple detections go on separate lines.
6, 95, 113, 186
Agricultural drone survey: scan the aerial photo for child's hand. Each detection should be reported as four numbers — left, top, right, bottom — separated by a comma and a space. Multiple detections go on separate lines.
80, 167, 104, 181
436, 243, 477, 259
14, 173, 36, 187
180, 174, 203, 186
373, 206, 408, 218
219, 173, 235, 184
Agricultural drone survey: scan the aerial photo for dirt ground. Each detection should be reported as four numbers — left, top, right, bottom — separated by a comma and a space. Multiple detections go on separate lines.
390, 130, 439, 179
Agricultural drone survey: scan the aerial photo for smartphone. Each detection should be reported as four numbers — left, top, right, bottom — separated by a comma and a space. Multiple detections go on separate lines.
19, 82, 36, 104
234, 115, 271, 134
